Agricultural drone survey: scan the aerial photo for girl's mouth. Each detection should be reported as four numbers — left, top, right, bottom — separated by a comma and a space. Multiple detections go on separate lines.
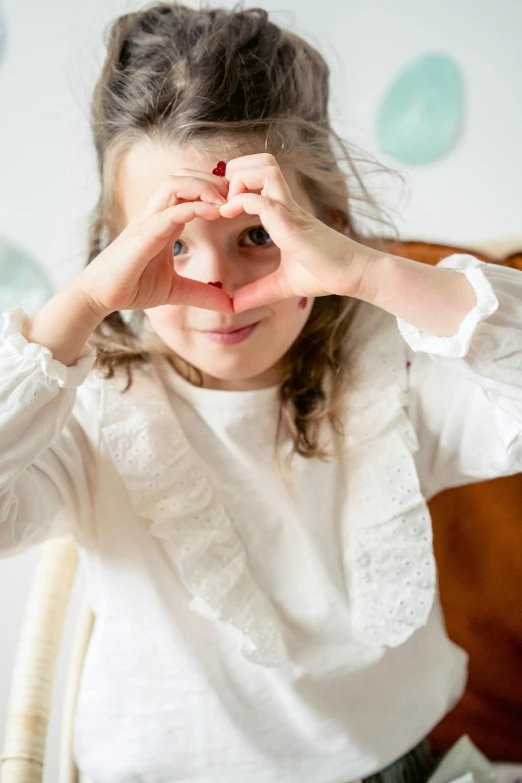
201, 322, 259, 345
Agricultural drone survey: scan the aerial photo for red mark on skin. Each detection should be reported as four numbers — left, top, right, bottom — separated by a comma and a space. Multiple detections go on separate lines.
298, 297, 308, 310
212, 161, 227, 177
406, 361, 411, 368
208, 281, 223, 288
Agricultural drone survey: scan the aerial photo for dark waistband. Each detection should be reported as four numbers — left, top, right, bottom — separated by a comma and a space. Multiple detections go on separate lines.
361, 738, 439, 783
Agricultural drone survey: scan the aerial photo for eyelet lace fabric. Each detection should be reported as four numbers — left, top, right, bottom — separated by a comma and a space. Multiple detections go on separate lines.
100, 301, 439, 671
101, 369, 298, 675
344, 304, 436, 647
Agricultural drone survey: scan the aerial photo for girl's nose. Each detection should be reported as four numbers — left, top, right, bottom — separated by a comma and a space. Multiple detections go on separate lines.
188, 249, 239, 295
203, 259, 230, 293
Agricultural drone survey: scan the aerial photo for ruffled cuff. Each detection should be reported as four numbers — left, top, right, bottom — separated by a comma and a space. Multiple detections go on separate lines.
396, 254, 500, 359
1, 307, 96, 389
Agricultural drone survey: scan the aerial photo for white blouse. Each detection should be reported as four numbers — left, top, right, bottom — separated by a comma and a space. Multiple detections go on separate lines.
1, 254, 521, 783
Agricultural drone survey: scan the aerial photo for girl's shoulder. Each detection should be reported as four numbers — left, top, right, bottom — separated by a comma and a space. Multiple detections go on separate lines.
350, 298, 401, 349
77, 357, 172, 433
77, 358, 163, 403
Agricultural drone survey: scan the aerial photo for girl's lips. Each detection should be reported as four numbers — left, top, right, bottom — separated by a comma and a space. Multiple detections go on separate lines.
201, 322, 259, 345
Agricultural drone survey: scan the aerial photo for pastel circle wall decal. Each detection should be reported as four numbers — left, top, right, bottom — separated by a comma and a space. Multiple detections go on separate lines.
377, 53, 464, 166
0, 238, 55, 316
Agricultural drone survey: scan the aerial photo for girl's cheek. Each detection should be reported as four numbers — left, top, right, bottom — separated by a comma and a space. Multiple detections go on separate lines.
173, 255, 189, 273
250, 250, 281, 276
274, 298, 311, 324
154, 302, 187, 327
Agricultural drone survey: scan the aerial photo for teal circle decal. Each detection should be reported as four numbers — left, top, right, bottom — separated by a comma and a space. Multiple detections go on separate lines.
0, 239, 55, 315
377, 53, 464, 166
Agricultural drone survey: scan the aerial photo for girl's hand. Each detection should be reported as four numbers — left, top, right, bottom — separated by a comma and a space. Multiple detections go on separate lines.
80, 172, 233, 318
219, 154, 371, 313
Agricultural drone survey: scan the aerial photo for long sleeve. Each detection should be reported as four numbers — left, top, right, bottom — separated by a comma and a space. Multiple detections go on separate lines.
396, 254, 522, 499
0, 306, 98, 556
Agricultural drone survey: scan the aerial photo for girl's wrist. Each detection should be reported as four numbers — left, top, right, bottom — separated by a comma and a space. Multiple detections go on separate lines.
21, 279, 108, 367
333, 238, 387, 303
351, 249, 478, 337
77, 270, 115, 322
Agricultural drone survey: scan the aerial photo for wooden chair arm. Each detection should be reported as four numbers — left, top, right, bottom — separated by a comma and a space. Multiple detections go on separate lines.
1, 537, 79, 783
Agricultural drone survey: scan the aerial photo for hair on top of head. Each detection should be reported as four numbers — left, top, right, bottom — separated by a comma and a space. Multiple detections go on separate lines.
86, 2, 397, 461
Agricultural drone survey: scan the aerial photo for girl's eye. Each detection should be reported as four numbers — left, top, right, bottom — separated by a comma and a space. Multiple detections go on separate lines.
243, 226, 273, 247
173, 227, 272, 257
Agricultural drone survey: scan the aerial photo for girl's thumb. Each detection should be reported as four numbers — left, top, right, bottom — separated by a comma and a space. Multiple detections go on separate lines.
233, 268, 292, 313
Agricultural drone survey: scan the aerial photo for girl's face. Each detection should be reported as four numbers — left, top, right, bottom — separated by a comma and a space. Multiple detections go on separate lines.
116, 141, 316, 390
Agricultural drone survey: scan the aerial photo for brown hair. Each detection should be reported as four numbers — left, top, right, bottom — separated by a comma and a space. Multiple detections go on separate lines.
86, 2, 394, 459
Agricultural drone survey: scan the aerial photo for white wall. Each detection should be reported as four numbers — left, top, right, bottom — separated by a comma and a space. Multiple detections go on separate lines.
0, 1, 521, 779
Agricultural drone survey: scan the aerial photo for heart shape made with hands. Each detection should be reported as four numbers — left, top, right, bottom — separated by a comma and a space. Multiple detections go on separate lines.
195, 155, 357, 314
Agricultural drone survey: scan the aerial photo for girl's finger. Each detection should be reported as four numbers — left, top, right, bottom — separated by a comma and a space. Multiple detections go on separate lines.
138, 182, 174, 220
227, 165, 293, 205
168, 180, 227, 206
232, 269, 292, 313
138, 177, 226, 221
171, 168, 230, 200
219, 192, 292, 243
147, 200, 221, 241
170, 273, 233, 313
224, 152, 278, 179
123, 201, 220, 278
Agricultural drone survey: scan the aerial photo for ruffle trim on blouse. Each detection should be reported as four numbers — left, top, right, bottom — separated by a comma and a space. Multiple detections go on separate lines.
345, 304, 437, 647
1, 306, 96, 389
100, 301, 440, 671
346, 410, 436, 647
100, 367, 300, 677
396, 254, 499, 359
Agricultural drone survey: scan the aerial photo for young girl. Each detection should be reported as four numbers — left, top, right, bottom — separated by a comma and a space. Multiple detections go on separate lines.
1, 4, 521, 782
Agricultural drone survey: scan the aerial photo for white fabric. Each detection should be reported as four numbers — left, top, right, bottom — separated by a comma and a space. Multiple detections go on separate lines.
1, 254, 521, 783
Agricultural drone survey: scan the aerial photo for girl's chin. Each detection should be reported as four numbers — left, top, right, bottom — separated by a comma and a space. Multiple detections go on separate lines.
198, 359, 275, 382
177, 351, 283, 389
